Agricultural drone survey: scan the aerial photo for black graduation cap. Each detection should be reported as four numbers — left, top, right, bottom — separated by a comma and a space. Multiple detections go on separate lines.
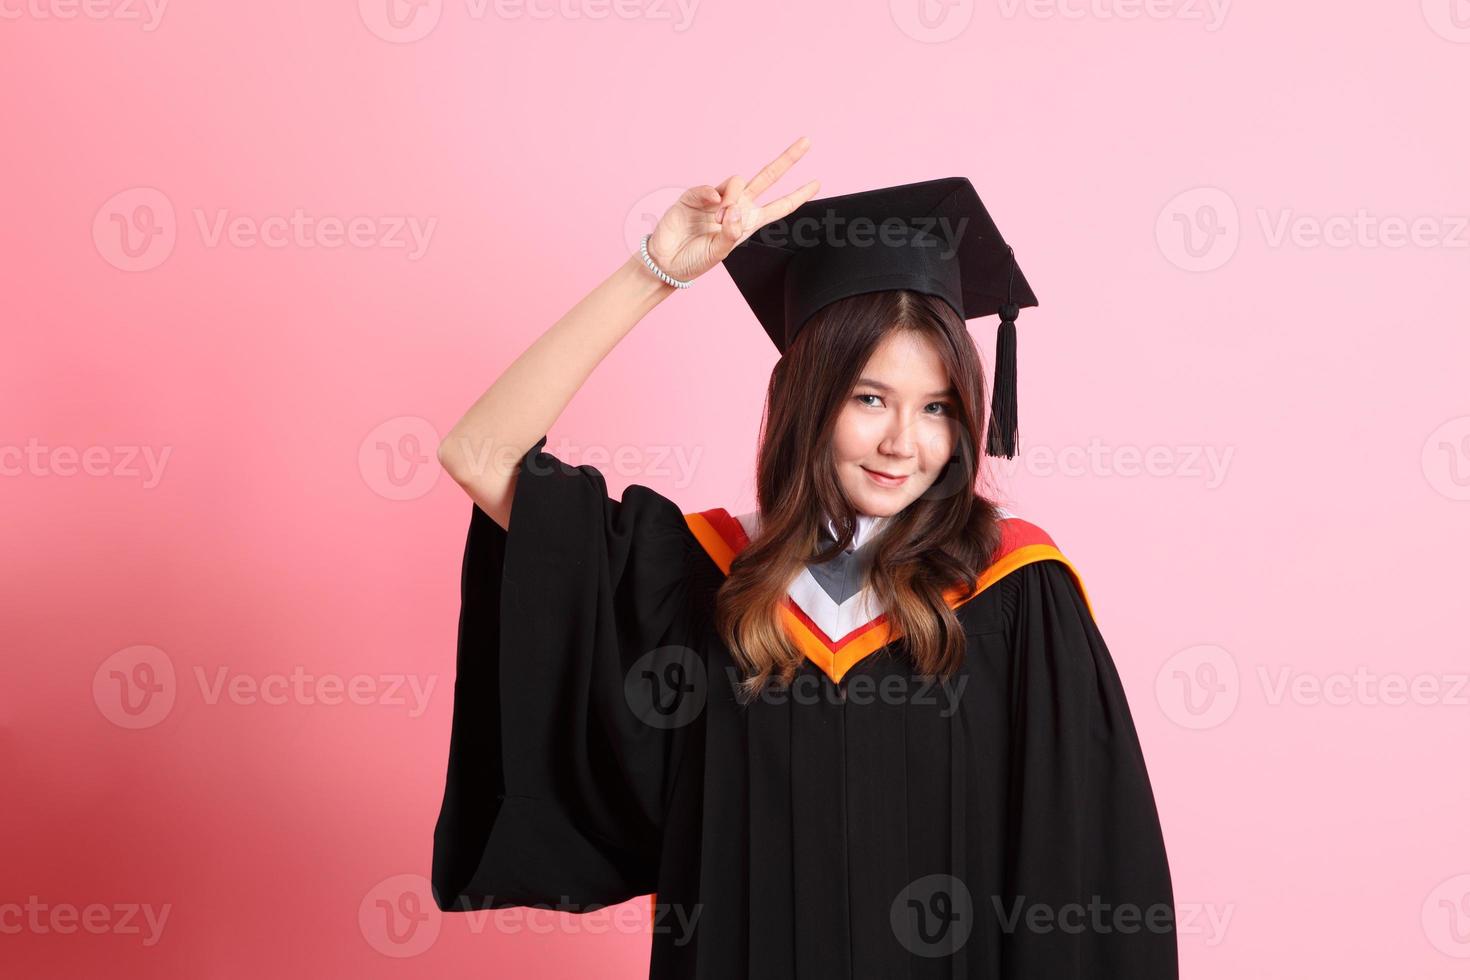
721, 176, 1037, 458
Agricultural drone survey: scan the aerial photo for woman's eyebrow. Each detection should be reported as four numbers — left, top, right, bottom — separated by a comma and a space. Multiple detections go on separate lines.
856, 377, 956, 399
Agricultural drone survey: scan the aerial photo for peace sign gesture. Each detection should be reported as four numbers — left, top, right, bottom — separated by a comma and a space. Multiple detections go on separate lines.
644, 136, 820, 284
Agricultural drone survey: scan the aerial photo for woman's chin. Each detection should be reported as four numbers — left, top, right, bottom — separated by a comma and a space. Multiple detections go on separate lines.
847, 486, 909, 518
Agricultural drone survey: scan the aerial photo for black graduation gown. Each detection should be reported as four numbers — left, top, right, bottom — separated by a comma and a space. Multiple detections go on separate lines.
431, 436, 1179, 979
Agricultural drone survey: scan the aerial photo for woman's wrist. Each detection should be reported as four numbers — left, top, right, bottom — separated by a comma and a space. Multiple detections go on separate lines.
617, 252, 678, 310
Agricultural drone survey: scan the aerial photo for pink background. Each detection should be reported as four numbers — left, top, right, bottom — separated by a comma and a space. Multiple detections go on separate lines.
4, 0, 1469, 976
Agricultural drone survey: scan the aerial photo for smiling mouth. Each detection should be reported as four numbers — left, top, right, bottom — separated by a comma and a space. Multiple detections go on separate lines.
862, 466, 911, 485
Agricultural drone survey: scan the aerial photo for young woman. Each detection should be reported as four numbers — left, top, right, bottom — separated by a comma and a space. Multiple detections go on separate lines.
431, 137, 1179, 979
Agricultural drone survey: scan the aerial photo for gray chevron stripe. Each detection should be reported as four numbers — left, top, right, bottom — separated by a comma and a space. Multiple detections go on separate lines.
808, 526, 878, 606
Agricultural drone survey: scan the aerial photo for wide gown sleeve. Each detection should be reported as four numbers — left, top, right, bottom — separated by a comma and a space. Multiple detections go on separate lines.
1001, 559, 1179, 978
431, 435, 699, 914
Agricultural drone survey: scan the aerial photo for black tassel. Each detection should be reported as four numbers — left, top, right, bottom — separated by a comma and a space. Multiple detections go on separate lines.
986, 308, 1018, 458
986, 246, 1021, 458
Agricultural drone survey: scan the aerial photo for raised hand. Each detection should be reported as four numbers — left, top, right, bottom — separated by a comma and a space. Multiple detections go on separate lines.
644, 136, 820, 284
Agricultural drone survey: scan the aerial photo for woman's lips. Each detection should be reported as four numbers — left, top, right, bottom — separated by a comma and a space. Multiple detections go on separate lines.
862, 466, 909, 488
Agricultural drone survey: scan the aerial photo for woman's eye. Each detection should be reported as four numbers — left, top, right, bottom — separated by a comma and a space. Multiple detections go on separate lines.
854, 394, 951, 415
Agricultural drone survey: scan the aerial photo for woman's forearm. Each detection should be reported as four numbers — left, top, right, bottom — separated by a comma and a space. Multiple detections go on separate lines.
438, 253, 676, 527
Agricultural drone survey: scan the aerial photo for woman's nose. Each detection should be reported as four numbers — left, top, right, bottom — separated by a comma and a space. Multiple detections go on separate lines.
879, 416, 917, 456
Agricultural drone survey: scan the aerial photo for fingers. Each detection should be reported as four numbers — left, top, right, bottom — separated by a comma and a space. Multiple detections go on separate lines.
684, 184, 721, 212
751, 177, 821, 227
719, 174, 747, 226
713, 134, 811, 203
710, 174, 738, 221
744, 135, 812, 200
690, 185, 721, 206
722, 204, 744, 241
701, 138, 814, 256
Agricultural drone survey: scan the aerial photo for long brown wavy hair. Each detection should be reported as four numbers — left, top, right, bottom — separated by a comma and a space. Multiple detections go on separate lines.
714, 288, 1006, 701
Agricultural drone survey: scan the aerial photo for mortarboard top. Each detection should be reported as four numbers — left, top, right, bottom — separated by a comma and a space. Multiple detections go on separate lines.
721, 176, 1037, 457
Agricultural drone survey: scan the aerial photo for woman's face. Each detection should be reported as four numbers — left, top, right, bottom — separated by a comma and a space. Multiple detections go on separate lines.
831, 330, 958, 518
